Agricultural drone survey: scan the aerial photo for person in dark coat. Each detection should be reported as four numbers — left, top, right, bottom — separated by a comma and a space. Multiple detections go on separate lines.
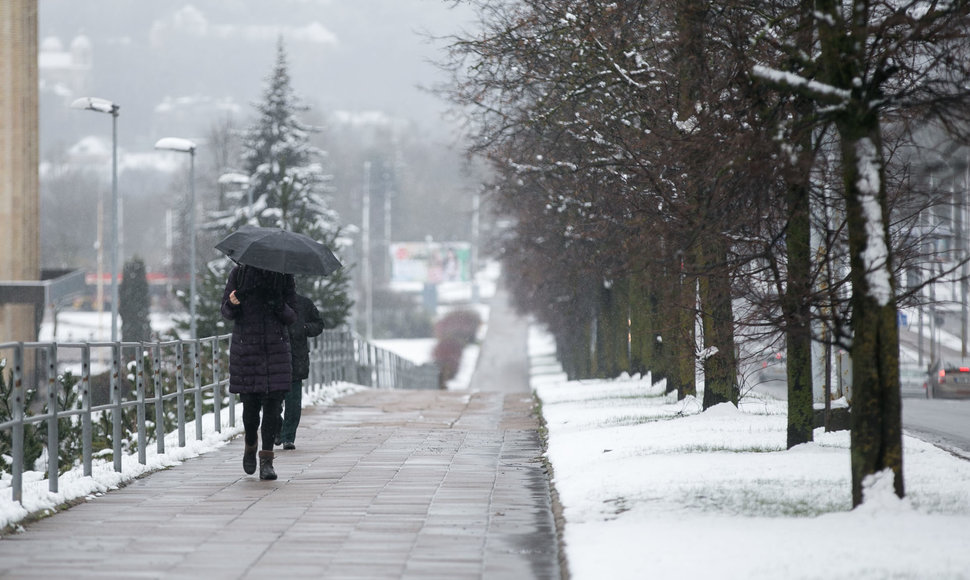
221, 264, 297, 480
276, 292, 325, 450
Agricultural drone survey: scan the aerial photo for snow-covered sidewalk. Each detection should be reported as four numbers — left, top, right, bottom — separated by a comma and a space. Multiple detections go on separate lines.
530, 326, 970, 580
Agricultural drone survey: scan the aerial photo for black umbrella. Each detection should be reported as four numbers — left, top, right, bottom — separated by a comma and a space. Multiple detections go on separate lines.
215, 225, 342, 276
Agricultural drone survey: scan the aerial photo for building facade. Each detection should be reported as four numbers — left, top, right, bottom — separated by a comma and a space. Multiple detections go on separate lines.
0, 0, 41, 342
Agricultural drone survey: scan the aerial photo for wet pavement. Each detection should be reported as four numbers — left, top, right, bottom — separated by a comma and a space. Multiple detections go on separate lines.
0, 287, 562, 579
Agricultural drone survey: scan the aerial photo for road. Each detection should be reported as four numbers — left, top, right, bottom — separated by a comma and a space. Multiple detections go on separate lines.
748, 372, 970, 457
902, 398, 970, 456
897, 324, 970, 455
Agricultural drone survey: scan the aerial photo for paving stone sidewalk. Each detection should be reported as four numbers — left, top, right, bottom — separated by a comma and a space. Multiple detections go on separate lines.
0, 287, 562, 580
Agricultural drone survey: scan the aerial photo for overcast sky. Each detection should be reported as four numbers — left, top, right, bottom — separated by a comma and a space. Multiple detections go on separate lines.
39, 0, 478, 146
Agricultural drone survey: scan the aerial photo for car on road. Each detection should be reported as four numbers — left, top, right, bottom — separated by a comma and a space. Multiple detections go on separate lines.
758, 351, 786, 382
928, 358, 970, 399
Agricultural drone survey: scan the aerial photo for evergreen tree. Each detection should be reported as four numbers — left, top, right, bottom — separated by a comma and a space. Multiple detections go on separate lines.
205, 38, 352, 330
120, 257, 152, 342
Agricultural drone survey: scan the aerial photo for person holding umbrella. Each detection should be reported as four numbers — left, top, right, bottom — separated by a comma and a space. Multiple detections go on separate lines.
221, 264, 298, 480
216, 225, 342, 477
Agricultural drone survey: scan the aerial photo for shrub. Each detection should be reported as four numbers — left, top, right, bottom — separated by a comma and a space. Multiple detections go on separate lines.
373, 289, 434, 338
431, 338, 464, 386
434, 309, 481, 345
431, 309, 482, 387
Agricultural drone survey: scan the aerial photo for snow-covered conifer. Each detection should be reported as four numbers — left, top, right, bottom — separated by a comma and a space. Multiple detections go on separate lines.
197, 38, 352, 333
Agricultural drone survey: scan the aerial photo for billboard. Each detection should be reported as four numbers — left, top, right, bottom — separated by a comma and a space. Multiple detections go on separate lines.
390, 242, 471, 284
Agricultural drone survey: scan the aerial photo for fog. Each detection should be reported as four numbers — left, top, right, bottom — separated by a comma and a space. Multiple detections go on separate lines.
40, 0, 476, 149
38, 0, 488, 302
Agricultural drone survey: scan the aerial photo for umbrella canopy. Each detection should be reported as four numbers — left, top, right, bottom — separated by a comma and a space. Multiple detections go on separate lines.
215, 225, 342, 276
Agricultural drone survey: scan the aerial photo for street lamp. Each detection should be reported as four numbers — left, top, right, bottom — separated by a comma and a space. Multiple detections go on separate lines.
71, 97, 121, 342
155, 137, 198, 339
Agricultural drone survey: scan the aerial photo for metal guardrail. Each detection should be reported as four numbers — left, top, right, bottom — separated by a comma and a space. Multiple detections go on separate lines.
0, 329, 439, 505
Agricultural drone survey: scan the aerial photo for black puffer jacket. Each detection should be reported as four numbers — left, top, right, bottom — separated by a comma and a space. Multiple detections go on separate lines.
221, 265, 298, 394
288, 294, 326, 380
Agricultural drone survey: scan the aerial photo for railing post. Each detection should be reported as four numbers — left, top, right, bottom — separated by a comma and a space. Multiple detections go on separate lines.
136, 344, 147, 465
371, 344, 378, 388
81, 345, 93, 476
211, 336, 222, 433
382, 349, 388, 389
358, 340, 366, 386
153, 342, 165, 454
345, 332, 356, 384
11, 344, 25, 504
375, 344, 380, 388
45, 343, 59, 493
307, 336, 316, 393
392, 356, 399, 390
322, 332, 332, 385
374, 344, 379, 388
176, 342, 186, 447
360, 340, 367, 387
193, 339, 203, 441
224, 335, 236, 428
111, 342, 123, 473
228, 391, 237, 428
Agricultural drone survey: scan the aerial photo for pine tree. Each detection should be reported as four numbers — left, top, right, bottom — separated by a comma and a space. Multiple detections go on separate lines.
204, 38, 353, 331
120, 257, 152, 342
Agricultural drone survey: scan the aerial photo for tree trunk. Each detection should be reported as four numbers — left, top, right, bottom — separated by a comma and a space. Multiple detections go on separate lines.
699, 237, 738, 408
630, 271, 661, 379
671, 266, 697, 399
784, 176, 814, 447
817, 0, 904, 507
560, 313, 594, 380
841, 122, 904, 507
671, 0, 706, 400
594, 279, 631, 378
783, 0, 817, 449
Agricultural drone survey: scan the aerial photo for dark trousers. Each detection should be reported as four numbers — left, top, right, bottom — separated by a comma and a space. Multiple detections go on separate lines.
241, 391, 285, 451
278, 379, 303, 444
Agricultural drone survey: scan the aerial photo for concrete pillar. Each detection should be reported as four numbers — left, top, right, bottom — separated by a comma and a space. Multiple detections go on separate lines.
0, 0, 40, 342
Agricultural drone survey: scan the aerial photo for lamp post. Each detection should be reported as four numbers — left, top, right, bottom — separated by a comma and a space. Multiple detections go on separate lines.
71, 97, 120, 341
155, 138, 198, 339
362, 161, 373, 341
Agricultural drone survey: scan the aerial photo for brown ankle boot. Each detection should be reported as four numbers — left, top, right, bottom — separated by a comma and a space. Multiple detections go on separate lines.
243, 444, 258, 475
258, 450, 277, 480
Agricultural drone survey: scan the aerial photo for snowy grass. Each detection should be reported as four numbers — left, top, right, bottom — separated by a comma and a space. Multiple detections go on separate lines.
529, 326, 970, 580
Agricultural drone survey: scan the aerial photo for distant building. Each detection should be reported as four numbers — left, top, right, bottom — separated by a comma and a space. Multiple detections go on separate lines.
150, 94, 241, 143
38, 33, 93, 103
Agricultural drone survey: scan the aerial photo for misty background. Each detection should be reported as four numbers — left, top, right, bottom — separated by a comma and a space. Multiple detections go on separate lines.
38, 0, 490, 325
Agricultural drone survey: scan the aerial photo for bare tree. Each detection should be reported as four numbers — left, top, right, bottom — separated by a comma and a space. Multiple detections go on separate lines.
751, 0, 970, 505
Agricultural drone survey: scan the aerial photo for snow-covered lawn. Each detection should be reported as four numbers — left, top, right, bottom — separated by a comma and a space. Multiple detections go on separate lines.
530, 326, 970, 580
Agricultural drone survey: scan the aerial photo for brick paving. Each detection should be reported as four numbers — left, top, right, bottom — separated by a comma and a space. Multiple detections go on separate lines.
0, 287, 562, 579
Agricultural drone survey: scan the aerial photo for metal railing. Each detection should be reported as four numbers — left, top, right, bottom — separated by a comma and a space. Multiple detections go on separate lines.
0, 328, 439, 505
307, 330, 440, 391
